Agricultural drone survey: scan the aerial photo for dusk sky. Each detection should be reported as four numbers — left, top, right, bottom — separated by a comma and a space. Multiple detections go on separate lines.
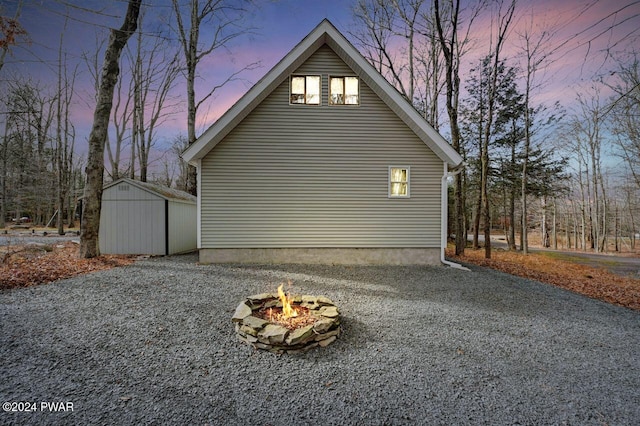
2, 0, 639, 160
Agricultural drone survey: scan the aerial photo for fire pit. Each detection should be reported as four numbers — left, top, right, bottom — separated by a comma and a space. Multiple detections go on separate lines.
232, 284, 341, 354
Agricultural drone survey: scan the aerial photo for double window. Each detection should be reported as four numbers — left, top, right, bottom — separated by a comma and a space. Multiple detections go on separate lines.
330, 76, 359, 105
290, 75, 320, 105
290, 75, 359, 105
389, 167, 410, 198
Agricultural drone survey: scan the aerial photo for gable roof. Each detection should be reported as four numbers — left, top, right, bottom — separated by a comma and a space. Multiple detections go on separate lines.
103, 178, 196, 203
182, 19, 463, 168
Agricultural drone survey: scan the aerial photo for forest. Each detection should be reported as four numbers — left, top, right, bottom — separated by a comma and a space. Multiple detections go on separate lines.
0, 0, 638, 258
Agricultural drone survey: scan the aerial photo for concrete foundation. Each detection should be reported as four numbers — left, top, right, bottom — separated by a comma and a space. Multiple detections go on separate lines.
198, 247, 441, 265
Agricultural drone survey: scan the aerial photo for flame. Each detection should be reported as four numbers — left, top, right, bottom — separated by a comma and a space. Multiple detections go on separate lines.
277, 283, 298, 318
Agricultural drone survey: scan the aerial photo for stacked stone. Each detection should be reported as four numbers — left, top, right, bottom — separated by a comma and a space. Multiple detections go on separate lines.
232, 293, 341, 354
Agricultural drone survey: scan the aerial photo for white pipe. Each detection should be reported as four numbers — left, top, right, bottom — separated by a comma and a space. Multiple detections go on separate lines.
441, 162, 470, 271
196, 159, 202, 250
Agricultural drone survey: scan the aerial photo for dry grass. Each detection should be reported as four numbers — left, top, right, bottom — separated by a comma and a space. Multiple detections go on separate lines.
447, 246, 640, 311
0, 242, 136, 290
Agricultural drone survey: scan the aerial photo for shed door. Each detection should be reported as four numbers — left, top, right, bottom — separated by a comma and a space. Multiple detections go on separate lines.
99, 199, 166, 255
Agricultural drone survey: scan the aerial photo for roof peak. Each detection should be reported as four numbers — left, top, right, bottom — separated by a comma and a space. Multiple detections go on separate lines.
182, 19, 462, 168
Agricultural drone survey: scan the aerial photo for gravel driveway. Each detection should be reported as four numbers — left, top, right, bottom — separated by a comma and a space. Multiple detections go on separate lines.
1, 255, 639, 425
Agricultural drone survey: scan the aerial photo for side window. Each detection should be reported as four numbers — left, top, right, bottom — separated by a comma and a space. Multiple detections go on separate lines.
389, 166, 410, 198
329, 76, 359, 105
290, 75, 320, 105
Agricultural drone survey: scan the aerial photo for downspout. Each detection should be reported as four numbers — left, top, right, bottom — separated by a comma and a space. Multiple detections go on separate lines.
441, 162, 470, 270
196, 159, 202, 251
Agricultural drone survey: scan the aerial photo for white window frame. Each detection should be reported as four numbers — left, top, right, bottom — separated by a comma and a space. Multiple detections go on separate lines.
289, 75, 321, 105
329, 75, 360, 105
388, 166, 410, 198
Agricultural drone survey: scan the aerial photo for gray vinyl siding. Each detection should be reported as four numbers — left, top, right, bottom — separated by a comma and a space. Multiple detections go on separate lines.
200, 44, 443, 248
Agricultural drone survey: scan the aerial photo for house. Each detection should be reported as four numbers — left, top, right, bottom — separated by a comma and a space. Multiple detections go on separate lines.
99, 178, 197, 255
182, 19, 463, 265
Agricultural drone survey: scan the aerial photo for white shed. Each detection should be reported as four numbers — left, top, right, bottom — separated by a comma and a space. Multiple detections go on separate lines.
99, 178, 197, 255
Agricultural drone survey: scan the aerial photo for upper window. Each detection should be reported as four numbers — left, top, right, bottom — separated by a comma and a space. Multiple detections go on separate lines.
290, 75, 320, 105
330, 76, 359, 105
389, 167, 410, 198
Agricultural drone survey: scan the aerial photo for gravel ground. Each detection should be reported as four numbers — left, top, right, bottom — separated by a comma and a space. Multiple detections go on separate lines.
1, 255, 639, 425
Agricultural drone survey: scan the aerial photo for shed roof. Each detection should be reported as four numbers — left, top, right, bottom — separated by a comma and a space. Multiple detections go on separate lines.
182, 19, 463, 168
103, 178, 196, 203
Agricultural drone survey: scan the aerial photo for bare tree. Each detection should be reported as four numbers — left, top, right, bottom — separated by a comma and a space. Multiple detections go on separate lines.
82, 32, 131, 182
433, 0, 483, 255
608, 50, 640, 189
80, 0, 141, 259
109, 61, 133, 181
391, 0, 422, 102
351, 0, 408, 97
171, 0, 258, 195
562, 87, 608, 253
24, 80, 53, 222
169, 134, 190, 192
1, 78, 56, 225
619, 180, 638, 250
55, 16, 78, 235
350, 0, 445, 123
478, 0, 516, 259
416, 1, 445, 127
0, 109, 8, 228
147, 135, 191, 189
515, 6, 558, 254
126, 12, 182, 182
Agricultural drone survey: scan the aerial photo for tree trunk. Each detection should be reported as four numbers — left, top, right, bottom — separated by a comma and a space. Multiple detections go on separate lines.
501, 185, 509, 247
0, 118, 8, 229
433, 0, 466, 256
582, 205, 587, 251
600, 199, 607, 252
591, 156, 600, 252
521, 89, 530, 254
565, 205, 571, 249
481, 1, 516, 259
462, 170, 469, 246
614, 203, 619, 252
508, 143, 517, 251
80, 0, 141, 258
573, 203, 578, 250
508, 190, 516, 250
552, 199, 557, 249
598, 170, 608, 252
454, 155, 465, 255
541, 196, 549, 248
56, 27, 65, 236
473, 187, 481, 249
481, 146, 491, 258
629, 200, 636, 250
185, 6, 198, 195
